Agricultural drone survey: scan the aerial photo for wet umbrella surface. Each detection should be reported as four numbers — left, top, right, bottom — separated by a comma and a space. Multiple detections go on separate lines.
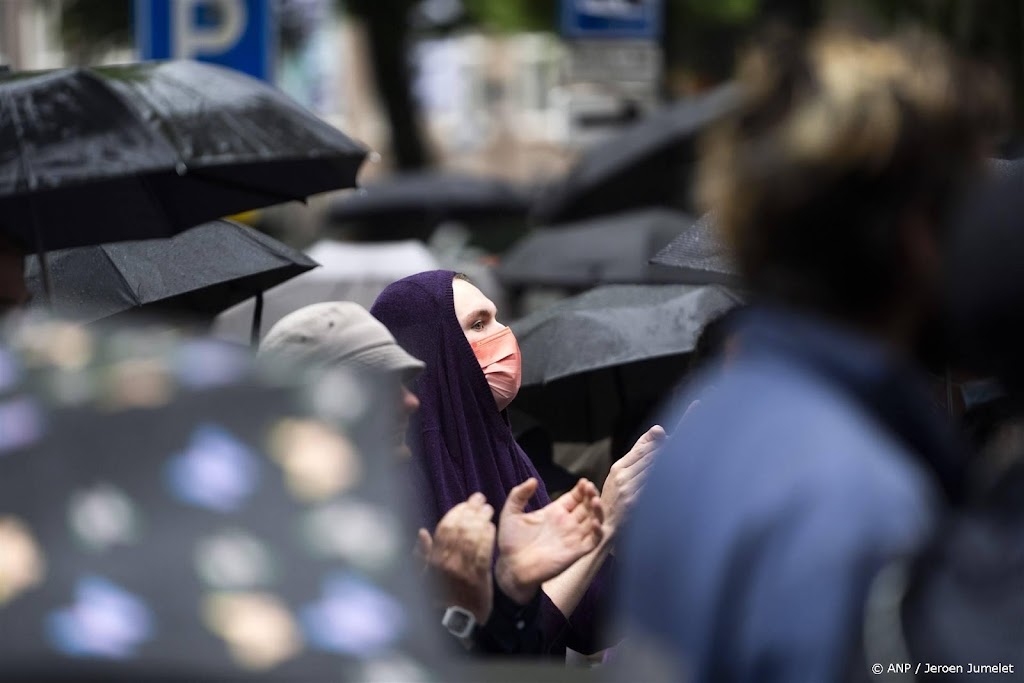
512, 284, 741, 441
23, 221, 318, 324
531, 84, 739, 225
649, 211, 740, 286
0, 60, 367, 252
329, 172, 531, 226
498, 209, 699, 288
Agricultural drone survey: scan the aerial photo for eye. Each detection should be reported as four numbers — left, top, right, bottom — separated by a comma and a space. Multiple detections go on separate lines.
471, 320, 485, 331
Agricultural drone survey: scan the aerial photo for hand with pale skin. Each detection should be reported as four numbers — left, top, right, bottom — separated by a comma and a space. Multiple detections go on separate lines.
495, 477, 604, 605
417, 493, 495, 625
600, 425, 666, 538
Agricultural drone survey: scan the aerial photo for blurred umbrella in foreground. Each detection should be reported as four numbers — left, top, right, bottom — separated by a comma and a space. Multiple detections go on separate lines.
213, 240, 438, 345
329, 172, 531, 228
498, 209, 698, 289
511, 284, 741, 442
23, 221, 317, 340
0, 321, 443, 682
649, 211, 740, 286
531, 84, 740, 225
0, 60, 367, 290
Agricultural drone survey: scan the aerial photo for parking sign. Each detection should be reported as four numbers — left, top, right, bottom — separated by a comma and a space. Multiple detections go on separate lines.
561, 0, 663, 39
135, 0, 274, 81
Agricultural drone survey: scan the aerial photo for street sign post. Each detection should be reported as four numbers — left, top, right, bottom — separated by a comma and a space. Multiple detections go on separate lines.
561, 0, 663, 40
560, 0, 663, 147
134, 0, 274, 81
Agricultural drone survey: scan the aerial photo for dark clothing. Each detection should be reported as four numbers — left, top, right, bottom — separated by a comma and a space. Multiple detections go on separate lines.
372, 270, 613, 656
474, 581, 544, 655
621, 307, 962, 682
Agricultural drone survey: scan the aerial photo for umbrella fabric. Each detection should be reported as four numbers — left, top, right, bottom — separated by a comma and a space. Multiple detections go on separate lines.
23, 221, 318, 324
531, 84, 740, 225
0, 320, 445, 681
0, 61, 367, 251
0, 321, 448, 683
498, 209, 698, 288
212, 240, 439, 345
328, 172, 532, 226
511, 284, 741, 441
649, 211, 740, 285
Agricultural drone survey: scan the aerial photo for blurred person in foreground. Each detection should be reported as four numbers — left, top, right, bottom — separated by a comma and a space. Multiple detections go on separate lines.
854, 162, 1024, 682
260, 302, 606, 655
372, 272, 665, 658
619, 24, 1006, 683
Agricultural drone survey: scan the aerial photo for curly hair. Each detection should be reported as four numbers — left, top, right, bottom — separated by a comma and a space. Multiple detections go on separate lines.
698, 25, 1008, 319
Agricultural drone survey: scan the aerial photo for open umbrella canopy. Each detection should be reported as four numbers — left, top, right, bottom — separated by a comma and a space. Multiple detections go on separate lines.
0, 60, 368, 252
531, 84, 739, 225
329, 172, 532, 227
23, 220, 317, 324
511, 284, 741, 441
498, 209, 697, 288
0, 321, 444, 681
649, 211, 740, 285
213, 240, 439, 345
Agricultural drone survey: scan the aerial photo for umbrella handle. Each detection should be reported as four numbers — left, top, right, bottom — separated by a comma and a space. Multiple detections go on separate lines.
250, 292, 264, 348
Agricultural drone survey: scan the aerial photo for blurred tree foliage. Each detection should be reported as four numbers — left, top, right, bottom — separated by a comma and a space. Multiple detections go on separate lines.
60, 0, 133, 64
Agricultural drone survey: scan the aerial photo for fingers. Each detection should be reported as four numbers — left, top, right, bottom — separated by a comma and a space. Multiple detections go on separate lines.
560, 478, 593, 513
569, 481, 602, 524
616, 425, 666, 469
474, 521, 496, 570
502, 478, 538, 519
416, 528, 433, 559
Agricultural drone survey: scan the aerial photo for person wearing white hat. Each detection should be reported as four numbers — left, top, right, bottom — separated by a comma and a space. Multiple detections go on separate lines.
260, 301, 424, 458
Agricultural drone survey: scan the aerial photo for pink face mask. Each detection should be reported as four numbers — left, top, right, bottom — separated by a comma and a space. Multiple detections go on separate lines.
470, 326, 522, 412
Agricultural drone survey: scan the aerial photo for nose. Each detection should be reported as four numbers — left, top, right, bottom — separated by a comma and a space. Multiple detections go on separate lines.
401, 387, 420, 415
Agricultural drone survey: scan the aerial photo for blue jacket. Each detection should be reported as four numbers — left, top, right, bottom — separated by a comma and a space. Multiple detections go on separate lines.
619, 308, 961, 683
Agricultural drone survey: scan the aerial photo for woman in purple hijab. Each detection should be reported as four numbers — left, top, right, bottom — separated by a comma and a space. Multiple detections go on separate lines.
372, 270, 664, 657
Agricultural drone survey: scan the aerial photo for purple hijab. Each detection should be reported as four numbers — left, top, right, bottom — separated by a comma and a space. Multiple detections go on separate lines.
371, 270, 615, 656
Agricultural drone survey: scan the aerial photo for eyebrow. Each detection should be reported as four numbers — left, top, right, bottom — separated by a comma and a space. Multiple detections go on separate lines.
461, 308, 494, 327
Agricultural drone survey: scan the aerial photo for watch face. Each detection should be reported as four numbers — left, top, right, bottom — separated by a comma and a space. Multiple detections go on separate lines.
442, 607, 475, 638
447, 611, 470, 632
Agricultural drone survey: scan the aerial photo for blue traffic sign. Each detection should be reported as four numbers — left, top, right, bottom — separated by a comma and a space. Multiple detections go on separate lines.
561, 0, 662, 39
135, 0, 274, 81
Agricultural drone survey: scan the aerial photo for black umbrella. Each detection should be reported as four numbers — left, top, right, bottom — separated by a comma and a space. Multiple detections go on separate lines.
531, 83, 740, 225
329, 172, 531, 224
23, 221, 317, 337
0, 322, 445, 682
648, 211, 740, 285
511, 284, 741, 442
498, 209, 699, 288
0, 60, 367, 293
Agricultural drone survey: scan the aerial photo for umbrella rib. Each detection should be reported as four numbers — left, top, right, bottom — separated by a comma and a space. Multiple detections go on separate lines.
97, 245, 143, 307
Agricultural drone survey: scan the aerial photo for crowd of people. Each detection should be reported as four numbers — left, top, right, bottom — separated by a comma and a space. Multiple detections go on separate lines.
3, 18, 1024, 683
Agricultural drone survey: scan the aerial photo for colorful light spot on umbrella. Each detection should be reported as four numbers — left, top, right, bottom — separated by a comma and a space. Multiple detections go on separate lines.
202, 592, 302, 671
165, 424, 260, 512
0, 516, 45, 605
47, 576, 154, 659
300, 572, 406, 657
301, 500, 401, 573
68, 483, 141, 552
268, 418, 362, 502
195, 529, 277, 590
0, 397, 43, 454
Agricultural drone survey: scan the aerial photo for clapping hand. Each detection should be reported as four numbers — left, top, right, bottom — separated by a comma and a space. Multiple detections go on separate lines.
495, 477, 604, 604
417, 493, 495, 624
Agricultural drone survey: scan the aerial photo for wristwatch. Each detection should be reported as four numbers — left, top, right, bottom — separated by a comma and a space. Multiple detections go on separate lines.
442, 606, 477, 639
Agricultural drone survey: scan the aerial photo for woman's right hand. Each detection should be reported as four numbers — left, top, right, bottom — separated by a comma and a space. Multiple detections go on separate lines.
601, 425, 666, 537
417, 493, 495, 624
